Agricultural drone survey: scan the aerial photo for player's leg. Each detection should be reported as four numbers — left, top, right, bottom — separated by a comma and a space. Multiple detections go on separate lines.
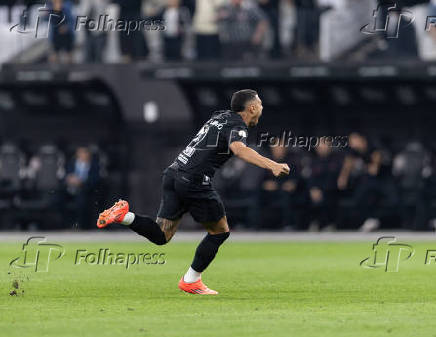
126, 214, 181, 245
96, 200, 181, 245
178, 216, 230, 295
178, 190, 229, 295
185, 216, 230, 279
96, 169, 185, 245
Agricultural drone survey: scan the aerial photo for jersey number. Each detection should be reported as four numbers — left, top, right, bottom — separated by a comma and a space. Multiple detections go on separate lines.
178, 125, 211, 164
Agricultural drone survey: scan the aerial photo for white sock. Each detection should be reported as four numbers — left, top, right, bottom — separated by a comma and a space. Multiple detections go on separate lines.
121, 212, 135, 225
183, 267, 201, 283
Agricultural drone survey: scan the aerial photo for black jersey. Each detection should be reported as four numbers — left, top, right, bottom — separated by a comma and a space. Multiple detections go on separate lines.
174, 110, 248, 179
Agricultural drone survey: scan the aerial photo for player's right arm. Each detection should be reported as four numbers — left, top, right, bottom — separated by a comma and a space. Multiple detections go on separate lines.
229, 141, 290, 177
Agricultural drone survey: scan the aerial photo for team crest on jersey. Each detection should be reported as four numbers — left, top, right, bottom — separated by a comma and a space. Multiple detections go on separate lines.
238, 130, 247, 138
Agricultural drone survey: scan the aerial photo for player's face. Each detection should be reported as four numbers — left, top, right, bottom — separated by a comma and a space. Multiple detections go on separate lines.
248, 96, 263, 127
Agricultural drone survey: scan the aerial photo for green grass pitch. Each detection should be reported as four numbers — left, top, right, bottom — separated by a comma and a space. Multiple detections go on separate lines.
1, 239, 436, 337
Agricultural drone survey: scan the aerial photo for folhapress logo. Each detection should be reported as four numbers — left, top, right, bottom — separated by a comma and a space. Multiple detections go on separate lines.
74, 249, 166, 270
9, 237, 65, 272
360, 236, 414, 272
361, 3, 415, 39
9, 3, 65, 38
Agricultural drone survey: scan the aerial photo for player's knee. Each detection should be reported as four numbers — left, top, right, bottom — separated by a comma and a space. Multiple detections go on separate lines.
157, 231, 175, 245
208, 231, 230, 245
155, 239, 168, 246
221, 231, 230, 242
207, 220, 230, 235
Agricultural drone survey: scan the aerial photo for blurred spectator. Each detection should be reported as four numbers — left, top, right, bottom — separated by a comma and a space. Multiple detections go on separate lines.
181, 0, 196, 15
65, 147, 100, 229
48, 0, 75, 64
0, 143, 25, 198
338, 133, 398, 231
421, 147, 436, 231
193, 0, 226, 60
306, 142, 341, 231
214, 154, 263, 228
279, 0, 297, 55
337, 133, 368, 192
393, 141, 430, 229
258, 142, 291, 229
294, 0, 320, 59
258, 0, 281, 58
217, 0, 268, 60
19, 145, 65, 230
81, 0, 109, 63
282, 146, 310, 230
153, 0, 191, 61
256, 141, 309, 230
113, 0, 148, 62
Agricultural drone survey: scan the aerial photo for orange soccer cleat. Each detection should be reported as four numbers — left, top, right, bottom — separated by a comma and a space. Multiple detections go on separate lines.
96, 200, 129, 228
178, 277, 218, 295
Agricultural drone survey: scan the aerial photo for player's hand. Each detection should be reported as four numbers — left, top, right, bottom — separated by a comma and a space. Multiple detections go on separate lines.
271, 163, 290, 177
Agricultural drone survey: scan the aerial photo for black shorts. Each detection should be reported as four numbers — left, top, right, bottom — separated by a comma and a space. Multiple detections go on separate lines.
156, 167, 226, 223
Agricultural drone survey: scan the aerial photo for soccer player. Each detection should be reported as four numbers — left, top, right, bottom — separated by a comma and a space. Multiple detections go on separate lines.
96, 90, 290, 295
